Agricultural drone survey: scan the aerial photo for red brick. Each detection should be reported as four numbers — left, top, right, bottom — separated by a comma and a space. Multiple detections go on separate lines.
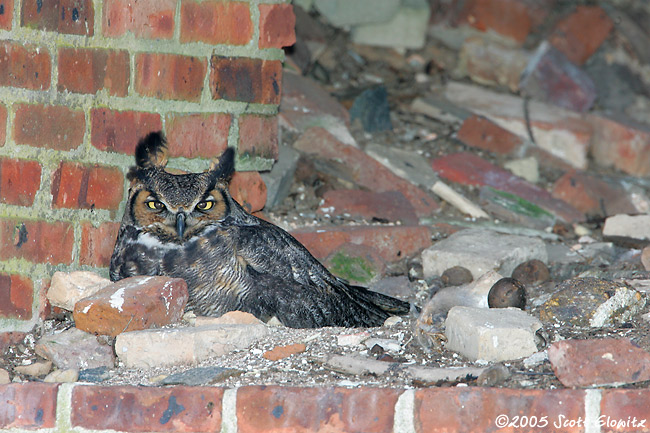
0, 105, 6, 145
103, 0, 175, 39
180, 1, 252, 45
0, 219, 74, 265
456, 115, 524, 154
80, 221, 121, 267
238, 115, 278, 160
21, 0, 94, 35
71, 385, 223, 431
319, 189, 419, 225
293, 127, 438, 217
601, 390, 650, 432
135, 53, 206, 102
165, 113, 231, 159
415, 388, 585, 433
0, 0, 13, 30
432, 152, 584, 223
91, 108, 162, 154
0, 158, 41, 206
58, 47, 129, 96
259, 3, 296, 49
291, 224, 432, 263
549, 6, 613, 65
14, 104, 85, 151
51, 162, 124, 210
456, 0, 533, 44
0, 42, 50, 90
237, 386, 400, 433
588, 114, 650, 177
74, 276, 188, 336
0, 383, 59, 429
0, 274, 33, 319
230, 171, 267, 213
210, 56, 282, 105
551, 170, 636, 217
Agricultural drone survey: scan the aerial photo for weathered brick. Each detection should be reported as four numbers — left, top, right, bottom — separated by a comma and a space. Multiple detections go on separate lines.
319, 189, 419, 225
0, 105, 6, 146
238, 115, 279, 160
601, 390, 650, 432
294, 127, 438, 217
259, 3, 296, 49
291, 224, 432, 263
230, 171, 267, 213
0, 42, 50, 90
432, 152, 584, 223
588, 114, 650, 177
180, 0, 252, 45
165, 113, 231, 159
210, 56, 282, 105
0, 158, 41, 206
0, 332, 27, 354
0, 274, 33, 319
58, 47, 129, 96
456, 0, 534, 44
415, 388, 585, 433
0, 0, 13, 30
80, 222, 120, 267
0, 219, 74, 265
71, 385, 223, 432
103, 0, 175, 39
135, 53, 206, 102
21, 0, 94, 35
549, 6, 613, 65
0, 383, 58, 429
51, 162, 124, 210
237, 386, 400, 433
551, 170, 636, 217
456, 114, 524, 154
91, 108, 162, 154
74, 276, 188, 336
14, 104, 85, 151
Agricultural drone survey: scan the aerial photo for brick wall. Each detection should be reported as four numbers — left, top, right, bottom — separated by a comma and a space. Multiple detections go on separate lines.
0, 0, 295, 331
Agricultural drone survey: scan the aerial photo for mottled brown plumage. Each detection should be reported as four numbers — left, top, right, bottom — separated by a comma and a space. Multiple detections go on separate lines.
110, 132, 411, 328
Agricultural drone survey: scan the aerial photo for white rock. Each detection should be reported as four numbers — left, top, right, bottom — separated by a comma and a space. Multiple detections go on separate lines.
445, 306, 542, 362
422, 228, 547, 279
115, 324, 269, 369
0, 368, 10, 384
352, 0, 431, 49
603, 214, 650, 240
364, 338, 401, 352
337, 331, 370, 346
504, 157, 539, 184
314, 0, 400, 27
44, 368, 79, 383
48, 271, 111, 311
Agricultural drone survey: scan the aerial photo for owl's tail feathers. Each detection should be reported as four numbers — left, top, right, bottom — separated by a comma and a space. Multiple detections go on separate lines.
348, 284, 412, 317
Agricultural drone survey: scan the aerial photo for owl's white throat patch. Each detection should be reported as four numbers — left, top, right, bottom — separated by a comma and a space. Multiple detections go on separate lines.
134, 232, 179, 250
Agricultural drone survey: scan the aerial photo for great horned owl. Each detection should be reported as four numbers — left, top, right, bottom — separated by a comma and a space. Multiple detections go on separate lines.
110, 131, 411, 328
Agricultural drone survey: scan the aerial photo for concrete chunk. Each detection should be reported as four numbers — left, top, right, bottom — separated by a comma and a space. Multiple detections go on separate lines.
445, 306, 542, 362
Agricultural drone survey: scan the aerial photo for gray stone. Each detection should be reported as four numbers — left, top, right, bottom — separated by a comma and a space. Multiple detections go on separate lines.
115, 324, 270, 368
445, 306, 542, 362
365, 143, 439, 189
79, 367, 112, 383
35, 327, 115, 370
421, 228, 548, 279
160, 366, 243, 386
349, 87, 392, 132
603, 214, 650, 241
352, 0, 431, 49
260, 144, 300, 209
314, 0, 400, 28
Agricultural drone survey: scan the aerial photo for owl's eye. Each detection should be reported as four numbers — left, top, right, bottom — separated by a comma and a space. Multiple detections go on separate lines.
146, 200, 165, 211
196, 200, 214, 211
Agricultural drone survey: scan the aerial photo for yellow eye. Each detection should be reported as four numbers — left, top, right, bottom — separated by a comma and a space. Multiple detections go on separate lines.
146, 200, 165, 210
196, 200, 214, 211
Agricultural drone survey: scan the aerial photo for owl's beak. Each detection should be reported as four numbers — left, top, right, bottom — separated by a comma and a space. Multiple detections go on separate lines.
176, 213, 186, 239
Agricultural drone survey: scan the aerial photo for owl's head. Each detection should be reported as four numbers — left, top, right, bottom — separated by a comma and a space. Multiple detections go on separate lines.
125, 131, 235, 243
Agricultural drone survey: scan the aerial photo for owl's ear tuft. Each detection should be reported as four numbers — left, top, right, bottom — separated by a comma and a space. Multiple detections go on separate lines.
209, 147, 235, 180
135, 131, 169, 169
